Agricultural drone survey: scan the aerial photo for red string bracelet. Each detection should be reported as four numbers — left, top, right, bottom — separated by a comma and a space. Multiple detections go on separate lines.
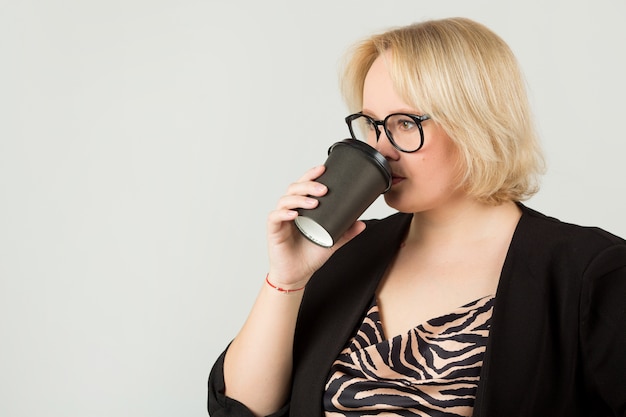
265, 273, 306, 294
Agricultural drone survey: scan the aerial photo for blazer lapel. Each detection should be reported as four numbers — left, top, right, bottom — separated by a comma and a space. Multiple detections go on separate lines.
290, 212, 412, 416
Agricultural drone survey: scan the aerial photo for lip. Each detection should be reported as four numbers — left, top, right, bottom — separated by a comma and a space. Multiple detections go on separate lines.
391, 174, 405, 185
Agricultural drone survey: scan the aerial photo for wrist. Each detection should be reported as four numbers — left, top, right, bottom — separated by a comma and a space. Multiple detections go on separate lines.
264, 273, 307, 294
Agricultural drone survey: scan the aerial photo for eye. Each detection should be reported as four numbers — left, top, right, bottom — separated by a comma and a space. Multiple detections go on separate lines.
396, 117, 417, 131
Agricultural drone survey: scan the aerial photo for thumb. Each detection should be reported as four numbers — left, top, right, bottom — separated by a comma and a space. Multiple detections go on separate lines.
331, 221, 366, 251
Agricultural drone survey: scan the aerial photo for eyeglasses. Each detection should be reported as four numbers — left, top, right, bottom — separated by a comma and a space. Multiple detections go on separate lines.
345, 112, 431, 153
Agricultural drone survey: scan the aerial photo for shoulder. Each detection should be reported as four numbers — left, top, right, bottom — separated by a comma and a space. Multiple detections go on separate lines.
325, 212, 412, 265
519, 203, 625, 246
359, 211, 413, 239
318, 211, 412, 272
515, 203, 626, 274
305, 212, 411, 295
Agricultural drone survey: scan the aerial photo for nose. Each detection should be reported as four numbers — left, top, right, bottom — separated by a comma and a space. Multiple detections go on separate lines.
374, 128, 399, 160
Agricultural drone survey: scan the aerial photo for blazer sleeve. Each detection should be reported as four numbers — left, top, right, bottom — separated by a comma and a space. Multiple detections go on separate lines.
207, 348, 290, 417
580, 243, 626, 416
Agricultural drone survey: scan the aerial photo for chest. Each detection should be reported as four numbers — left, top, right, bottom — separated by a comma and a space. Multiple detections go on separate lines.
376, 241, 506, 338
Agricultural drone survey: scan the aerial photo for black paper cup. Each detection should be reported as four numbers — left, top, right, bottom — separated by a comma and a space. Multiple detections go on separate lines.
294, 139, 392, 247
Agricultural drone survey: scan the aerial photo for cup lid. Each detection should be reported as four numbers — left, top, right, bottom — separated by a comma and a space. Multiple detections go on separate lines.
328, 139, 392, 192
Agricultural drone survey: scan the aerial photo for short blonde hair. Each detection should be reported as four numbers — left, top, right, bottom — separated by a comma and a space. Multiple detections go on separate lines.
340, 17, 545, 204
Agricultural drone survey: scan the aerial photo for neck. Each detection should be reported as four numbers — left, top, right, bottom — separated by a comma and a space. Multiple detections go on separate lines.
405, 199, 522, 247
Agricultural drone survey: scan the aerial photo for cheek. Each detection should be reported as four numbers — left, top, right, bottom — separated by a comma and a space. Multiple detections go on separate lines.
411, 147, 462, 185
444, 146, 465, 181
432, 134, 462, 168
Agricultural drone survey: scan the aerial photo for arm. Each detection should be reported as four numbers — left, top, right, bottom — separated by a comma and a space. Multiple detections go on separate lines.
215, 166, 365, 416
222, 281, 304, 416
580, 243, 626, 416
208, 349, 289, 417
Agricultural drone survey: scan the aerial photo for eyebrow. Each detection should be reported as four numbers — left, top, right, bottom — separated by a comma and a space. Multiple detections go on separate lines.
360, 109, 377, 118
360, 109, 426, 118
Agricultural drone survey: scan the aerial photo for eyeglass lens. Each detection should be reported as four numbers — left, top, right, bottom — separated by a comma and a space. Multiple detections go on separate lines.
350, 114, 423, 152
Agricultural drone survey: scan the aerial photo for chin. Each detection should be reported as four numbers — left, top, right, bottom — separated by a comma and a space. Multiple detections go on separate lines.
383, 192, 419, 214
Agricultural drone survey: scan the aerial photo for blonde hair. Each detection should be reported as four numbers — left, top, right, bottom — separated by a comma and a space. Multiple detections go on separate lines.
340, 17, 545, 204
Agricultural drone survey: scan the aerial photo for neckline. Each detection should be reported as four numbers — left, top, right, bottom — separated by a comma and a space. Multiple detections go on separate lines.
373, 292, 496, 342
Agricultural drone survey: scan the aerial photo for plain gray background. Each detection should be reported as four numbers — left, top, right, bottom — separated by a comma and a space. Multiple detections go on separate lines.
1, 0, 625, 416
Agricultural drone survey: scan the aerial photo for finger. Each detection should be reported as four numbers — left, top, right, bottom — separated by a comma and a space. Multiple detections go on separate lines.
296, 165, 326, 182
267, 208, 298, 235
268, 207, 298, 223
285, 179, 327, 199
286, 165, 327, 196
275, 194, 320, 211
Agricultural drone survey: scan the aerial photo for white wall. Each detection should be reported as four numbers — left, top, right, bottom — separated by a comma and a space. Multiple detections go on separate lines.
1, 1, 624, 416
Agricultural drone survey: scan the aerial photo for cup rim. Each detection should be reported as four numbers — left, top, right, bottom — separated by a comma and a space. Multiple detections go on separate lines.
328, 139, 392, 192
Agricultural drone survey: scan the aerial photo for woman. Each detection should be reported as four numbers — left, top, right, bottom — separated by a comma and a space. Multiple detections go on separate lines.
208, 17, 626, 416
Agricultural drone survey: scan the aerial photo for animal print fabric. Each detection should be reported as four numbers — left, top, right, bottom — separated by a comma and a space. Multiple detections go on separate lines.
324, 294, 495, 416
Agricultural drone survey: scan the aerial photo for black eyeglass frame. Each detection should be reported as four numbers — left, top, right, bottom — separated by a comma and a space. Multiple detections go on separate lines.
345, 112, 431, 153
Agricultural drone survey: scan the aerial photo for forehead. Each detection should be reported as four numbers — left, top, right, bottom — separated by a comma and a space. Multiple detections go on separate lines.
362, 53, 416, 117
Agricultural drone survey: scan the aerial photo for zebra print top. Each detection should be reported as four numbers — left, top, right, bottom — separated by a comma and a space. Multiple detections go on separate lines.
323, 294, 495, 416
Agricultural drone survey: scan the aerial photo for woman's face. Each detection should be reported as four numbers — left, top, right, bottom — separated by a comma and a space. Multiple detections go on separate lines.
362, 53, 466, 214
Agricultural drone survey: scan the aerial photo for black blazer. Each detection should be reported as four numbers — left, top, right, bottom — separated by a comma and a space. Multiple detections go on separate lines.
209, 204, 626, 416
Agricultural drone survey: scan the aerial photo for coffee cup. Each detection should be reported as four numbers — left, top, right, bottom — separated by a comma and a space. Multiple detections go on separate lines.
294, 139, 392, 247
